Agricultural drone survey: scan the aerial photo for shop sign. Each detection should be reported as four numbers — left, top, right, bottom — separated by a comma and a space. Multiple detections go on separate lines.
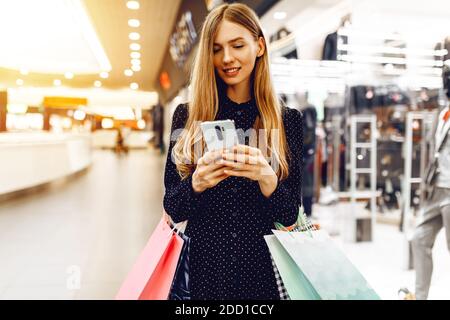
169, 11, 197, 68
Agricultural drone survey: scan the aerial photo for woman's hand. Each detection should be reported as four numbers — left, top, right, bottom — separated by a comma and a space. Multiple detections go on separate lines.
192, 149, 231, 193
220, 144, 278, 198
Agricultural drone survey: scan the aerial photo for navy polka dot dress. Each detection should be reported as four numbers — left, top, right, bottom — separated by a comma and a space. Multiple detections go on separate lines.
163, 94, 304, 300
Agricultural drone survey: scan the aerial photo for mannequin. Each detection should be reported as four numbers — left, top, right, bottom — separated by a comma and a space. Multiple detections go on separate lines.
411, 66, 450, 300
296, 92, 317, 217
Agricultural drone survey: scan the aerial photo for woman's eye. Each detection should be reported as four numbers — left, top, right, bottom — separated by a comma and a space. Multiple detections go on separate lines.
234, 45, 244, 49
213, 48, 221, 53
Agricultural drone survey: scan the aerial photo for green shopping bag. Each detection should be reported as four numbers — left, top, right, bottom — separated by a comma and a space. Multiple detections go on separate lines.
272, 229, 380, 300
264, 235, 321, 300
267, 208, 380, 300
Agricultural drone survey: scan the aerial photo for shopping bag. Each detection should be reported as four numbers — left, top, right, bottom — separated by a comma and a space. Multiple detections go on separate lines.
273, 229, 380, 300
265, 235, 321, 300
270, 256, 290, 300
168, 228, 191, 300
116, 216, 184, 300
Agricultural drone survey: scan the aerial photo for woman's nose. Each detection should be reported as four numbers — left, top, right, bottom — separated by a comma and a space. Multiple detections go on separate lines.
223, 47, 234, 64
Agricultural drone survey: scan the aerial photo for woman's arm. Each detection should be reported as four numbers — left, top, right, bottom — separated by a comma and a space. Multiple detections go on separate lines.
163, 104, 202, 223
262, 108, 304, 226
220, 108, 304, 226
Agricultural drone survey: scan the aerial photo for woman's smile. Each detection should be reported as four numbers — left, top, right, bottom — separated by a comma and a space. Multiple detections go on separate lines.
223, 66, 241, 77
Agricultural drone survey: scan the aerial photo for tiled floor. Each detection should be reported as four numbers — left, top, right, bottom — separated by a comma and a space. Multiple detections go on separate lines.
0, 149, 165, 300
0, 148, 448, 300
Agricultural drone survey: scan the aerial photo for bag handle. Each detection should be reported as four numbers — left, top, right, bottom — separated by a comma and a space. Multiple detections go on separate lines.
274, 206, 315, 238
163, 210, 188, 235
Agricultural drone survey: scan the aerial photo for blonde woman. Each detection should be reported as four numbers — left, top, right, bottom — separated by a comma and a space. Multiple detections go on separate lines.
163, 3, 303, 300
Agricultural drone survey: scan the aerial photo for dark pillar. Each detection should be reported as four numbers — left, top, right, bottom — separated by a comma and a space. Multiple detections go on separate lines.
43, 108, 50, 131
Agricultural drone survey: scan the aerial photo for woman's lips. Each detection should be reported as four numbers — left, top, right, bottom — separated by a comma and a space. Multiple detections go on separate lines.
223, 67, 241, 77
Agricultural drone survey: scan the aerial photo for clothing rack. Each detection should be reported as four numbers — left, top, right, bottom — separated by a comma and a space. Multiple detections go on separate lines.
348, 114, 377, 241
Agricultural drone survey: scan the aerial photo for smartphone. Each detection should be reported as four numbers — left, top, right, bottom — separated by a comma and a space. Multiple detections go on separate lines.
200, 119, 239, 151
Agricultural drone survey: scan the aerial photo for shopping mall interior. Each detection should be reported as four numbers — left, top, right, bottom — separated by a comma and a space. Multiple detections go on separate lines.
0, 0, 450, 300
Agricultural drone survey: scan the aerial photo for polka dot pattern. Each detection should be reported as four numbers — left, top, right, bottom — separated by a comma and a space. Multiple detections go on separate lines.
163, 95, 304, 300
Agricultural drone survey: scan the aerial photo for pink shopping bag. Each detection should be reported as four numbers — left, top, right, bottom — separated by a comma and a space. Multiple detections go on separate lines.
116, 216, 184, 300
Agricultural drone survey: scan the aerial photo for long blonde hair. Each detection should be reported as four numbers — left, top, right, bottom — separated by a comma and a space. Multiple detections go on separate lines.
173, 3, 290, 180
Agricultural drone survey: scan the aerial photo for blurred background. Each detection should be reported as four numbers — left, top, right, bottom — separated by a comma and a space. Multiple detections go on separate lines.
0, 0, 449, 299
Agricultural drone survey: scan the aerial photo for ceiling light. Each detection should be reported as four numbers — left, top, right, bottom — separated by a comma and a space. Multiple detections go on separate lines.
7, 103, 28, 113
16, 79, 24, 86
94, 80, 102, 87
74, 110, 86, 121
0, 1, 111, 74
124, 69, 133, 77
128, 19, 140, 28
137, 119, 145, 130
53, 79, 61, 86
131, 64, 141, 72
274, 11, 287, 20
126, 1, 140, 10
100, 71, 109, 78
101, 118, 114, 129
130, 43, 141, 51
130, 52, 141, 59
64, 72, 74, 79
131, 59, 141, 65
20, 69, 29, 75
129, 32, 140, 41
130, 82, 139, 90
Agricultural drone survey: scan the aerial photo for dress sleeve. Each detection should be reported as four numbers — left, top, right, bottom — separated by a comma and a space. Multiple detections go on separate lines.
163, 104, 202, 223
262, 107, 304, 226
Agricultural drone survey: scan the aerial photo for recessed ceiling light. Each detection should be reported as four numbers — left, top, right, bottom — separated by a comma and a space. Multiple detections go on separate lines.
128, 19, 140, 28
101, 118, 114, 129
126, 1, 140, 10
20, 69, 28, 75
130, 43, 141, 51
274, 11, 287, 20
130, 52, 141, 59
130, 82, 139, 90
64, 72, 74, 79
100, 71, 109, 79
124, 69, 133, 77
131, 59, 141, 65
94, 80, 102, 87
16, 79, 24, 86
129, 32, 140, 40
131, 65, 141, 72
53, 79, 61, 86
74, 110, 86, 121
137, 119, 145, 129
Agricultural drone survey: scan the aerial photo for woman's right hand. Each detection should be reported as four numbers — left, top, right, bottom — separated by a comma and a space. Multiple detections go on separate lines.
192, 149, 230, 193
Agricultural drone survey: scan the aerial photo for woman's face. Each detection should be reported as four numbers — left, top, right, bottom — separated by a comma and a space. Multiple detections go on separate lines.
213, 19, 264, 88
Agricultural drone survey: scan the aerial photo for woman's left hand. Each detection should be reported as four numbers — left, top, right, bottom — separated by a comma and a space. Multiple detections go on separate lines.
220, 144, 278, 198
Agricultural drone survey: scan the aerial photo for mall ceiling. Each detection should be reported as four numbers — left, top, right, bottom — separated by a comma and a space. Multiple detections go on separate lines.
0, 0, 182, 93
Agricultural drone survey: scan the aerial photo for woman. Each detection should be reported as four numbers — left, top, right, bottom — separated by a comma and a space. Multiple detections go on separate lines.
163, 3, 303, 300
